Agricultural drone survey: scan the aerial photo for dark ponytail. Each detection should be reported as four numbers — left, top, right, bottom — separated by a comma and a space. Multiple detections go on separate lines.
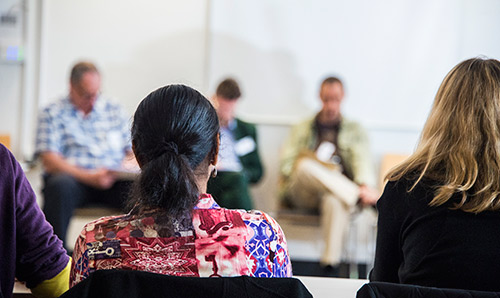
128, 85, 219, 216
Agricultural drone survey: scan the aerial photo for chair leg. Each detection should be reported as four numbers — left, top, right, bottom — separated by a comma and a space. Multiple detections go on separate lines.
338, 262, 350, 278
358, 263, 368, 279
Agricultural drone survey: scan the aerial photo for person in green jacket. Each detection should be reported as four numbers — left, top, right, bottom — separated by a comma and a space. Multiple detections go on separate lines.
280, 76, 379, 269
207, 78, 263, 210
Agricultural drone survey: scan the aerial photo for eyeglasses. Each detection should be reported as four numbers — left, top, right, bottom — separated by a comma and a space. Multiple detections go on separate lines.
74, 87, 101, 101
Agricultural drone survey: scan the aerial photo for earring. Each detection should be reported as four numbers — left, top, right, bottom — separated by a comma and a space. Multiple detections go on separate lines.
211, 167, 217, 178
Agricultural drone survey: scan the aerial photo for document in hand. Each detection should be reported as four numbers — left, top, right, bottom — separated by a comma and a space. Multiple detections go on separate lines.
109, 169, 140, 180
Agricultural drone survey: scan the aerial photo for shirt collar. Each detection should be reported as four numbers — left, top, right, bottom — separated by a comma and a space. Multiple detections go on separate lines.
66, 95, 105, 118
227, 118, 237, 130
314, 112, 342, 129
195, 194, 221, 210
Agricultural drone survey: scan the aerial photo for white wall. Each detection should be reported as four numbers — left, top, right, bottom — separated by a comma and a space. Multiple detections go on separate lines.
39, 0, 209, 114
207, 0, 500, 142
3, 0, 500, 211
209, 1, 456, 124
207, 0, 500, 210
0, 64, 23, 153
0, 0, 25, 157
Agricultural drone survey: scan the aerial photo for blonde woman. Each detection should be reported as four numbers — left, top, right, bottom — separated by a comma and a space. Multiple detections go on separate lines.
371, 58, 500, 291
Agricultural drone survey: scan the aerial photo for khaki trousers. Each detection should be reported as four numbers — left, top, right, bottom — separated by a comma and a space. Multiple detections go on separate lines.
288, 157, 360, 266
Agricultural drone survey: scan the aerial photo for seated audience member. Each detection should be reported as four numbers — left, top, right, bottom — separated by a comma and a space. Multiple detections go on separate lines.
35, 61, 134, 248
0, 144, 70, 298
371, 57, 500, 291
70, 84, 291, 287
207, 78, 263, 209
280, 77, 379, 269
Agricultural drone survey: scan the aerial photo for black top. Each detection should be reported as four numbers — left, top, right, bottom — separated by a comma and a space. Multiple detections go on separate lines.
62, 270, 312, 298
370, 178, 500, 291
357, 282, 500, 298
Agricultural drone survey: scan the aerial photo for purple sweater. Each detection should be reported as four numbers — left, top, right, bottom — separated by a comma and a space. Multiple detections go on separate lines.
0, 144, 68, 297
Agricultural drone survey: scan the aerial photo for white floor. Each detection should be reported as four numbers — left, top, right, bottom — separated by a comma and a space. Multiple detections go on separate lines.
296, 276, 368, 298
280, 222, 323, 261
278, 210, 377, 267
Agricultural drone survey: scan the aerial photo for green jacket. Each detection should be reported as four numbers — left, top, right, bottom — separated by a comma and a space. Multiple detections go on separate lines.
232, 118, 263, 183
280, 115, 375, 193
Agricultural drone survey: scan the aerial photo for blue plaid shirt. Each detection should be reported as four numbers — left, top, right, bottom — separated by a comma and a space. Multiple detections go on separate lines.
35, 96, 132, 170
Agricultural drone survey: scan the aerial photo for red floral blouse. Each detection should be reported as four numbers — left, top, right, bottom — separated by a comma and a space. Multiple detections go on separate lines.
70, 194, 292, 287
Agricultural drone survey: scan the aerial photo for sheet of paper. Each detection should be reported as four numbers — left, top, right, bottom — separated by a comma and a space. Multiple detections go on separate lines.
234, 136, 256, 156
109, 169, 140, 180
316, 141, 336, 162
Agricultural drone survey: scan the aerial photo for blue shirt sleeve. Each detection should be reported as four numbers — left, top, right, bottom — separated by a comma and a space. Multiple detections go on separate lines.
118, 106, 132, 153
35, 107, 62, 155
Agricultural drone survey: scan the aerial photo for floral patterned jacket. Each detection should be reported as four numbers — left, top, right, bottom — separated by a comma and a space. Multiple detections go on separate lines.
70, 194, 291, 287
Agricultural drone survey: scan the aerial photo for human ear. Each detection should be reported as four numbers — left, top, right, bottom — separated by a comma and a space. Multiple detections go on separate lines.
211, 133, 220, 165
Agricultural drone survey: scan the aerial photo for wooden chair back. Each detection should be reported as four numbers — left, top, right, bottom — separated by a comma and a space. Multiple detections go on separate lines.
0, 134, 11, 150
378, 153, 410, 192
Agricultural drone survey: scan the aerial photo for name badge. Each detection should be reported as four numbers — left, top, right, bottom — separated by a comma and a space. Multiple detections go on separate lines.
107, 131, 123, 152
234, 136, 256, 156
316, 141, 336, 162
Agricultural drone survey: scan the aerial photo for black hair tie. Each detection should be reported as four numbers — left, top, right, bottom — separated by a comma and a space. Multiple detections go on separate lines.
163, 141, 179, 156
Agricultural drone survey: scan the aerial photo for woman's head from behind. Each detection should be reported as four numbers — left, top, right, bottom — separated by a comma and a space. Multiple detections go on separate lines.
423, 58, 500, 152
389, 57, 500, 212
130, 84, 219, 215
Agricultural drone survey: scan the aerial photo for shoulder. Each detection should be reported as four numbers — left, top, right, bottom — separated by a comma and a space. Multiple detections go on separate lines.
0, 144, 15, 178
96, 98, 129, 123
239, 209, 289, 259
0, 144, 13, 164
294, 116, 315, 128
89, 214, 128, 226
339, 117, 369, 145
289, 116, 315, 135
0, 146, 27, 189
98, 97, 125, 113
235, 118, 253, 127
81, 214, 128, 236
378, 177, 436, 212
340, 117, 365, 132
40, 97, 70, 116
235, 118, 257, 132
239, 209, 284, 232
102, 97, 122, 108
379, 179, 412, 203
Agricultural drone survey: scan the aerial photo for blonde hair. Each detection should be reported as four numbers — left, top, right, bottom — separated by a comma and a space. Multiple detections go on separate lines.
388, 57, 500, 213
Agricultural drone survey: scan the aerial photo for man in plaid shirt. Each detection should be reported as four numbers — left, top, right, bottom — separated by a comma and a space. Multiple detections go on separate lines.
35, 62, 134, 249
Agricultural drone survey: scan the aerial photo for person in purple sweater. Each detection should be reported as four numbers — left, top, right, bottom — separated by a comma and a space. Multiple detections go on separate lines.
0, 144, 70, 298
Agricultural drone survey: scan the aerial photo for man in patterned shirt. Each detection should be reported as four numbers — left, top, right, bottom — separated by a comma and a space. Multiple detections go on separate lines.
35, 61, 134, 249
